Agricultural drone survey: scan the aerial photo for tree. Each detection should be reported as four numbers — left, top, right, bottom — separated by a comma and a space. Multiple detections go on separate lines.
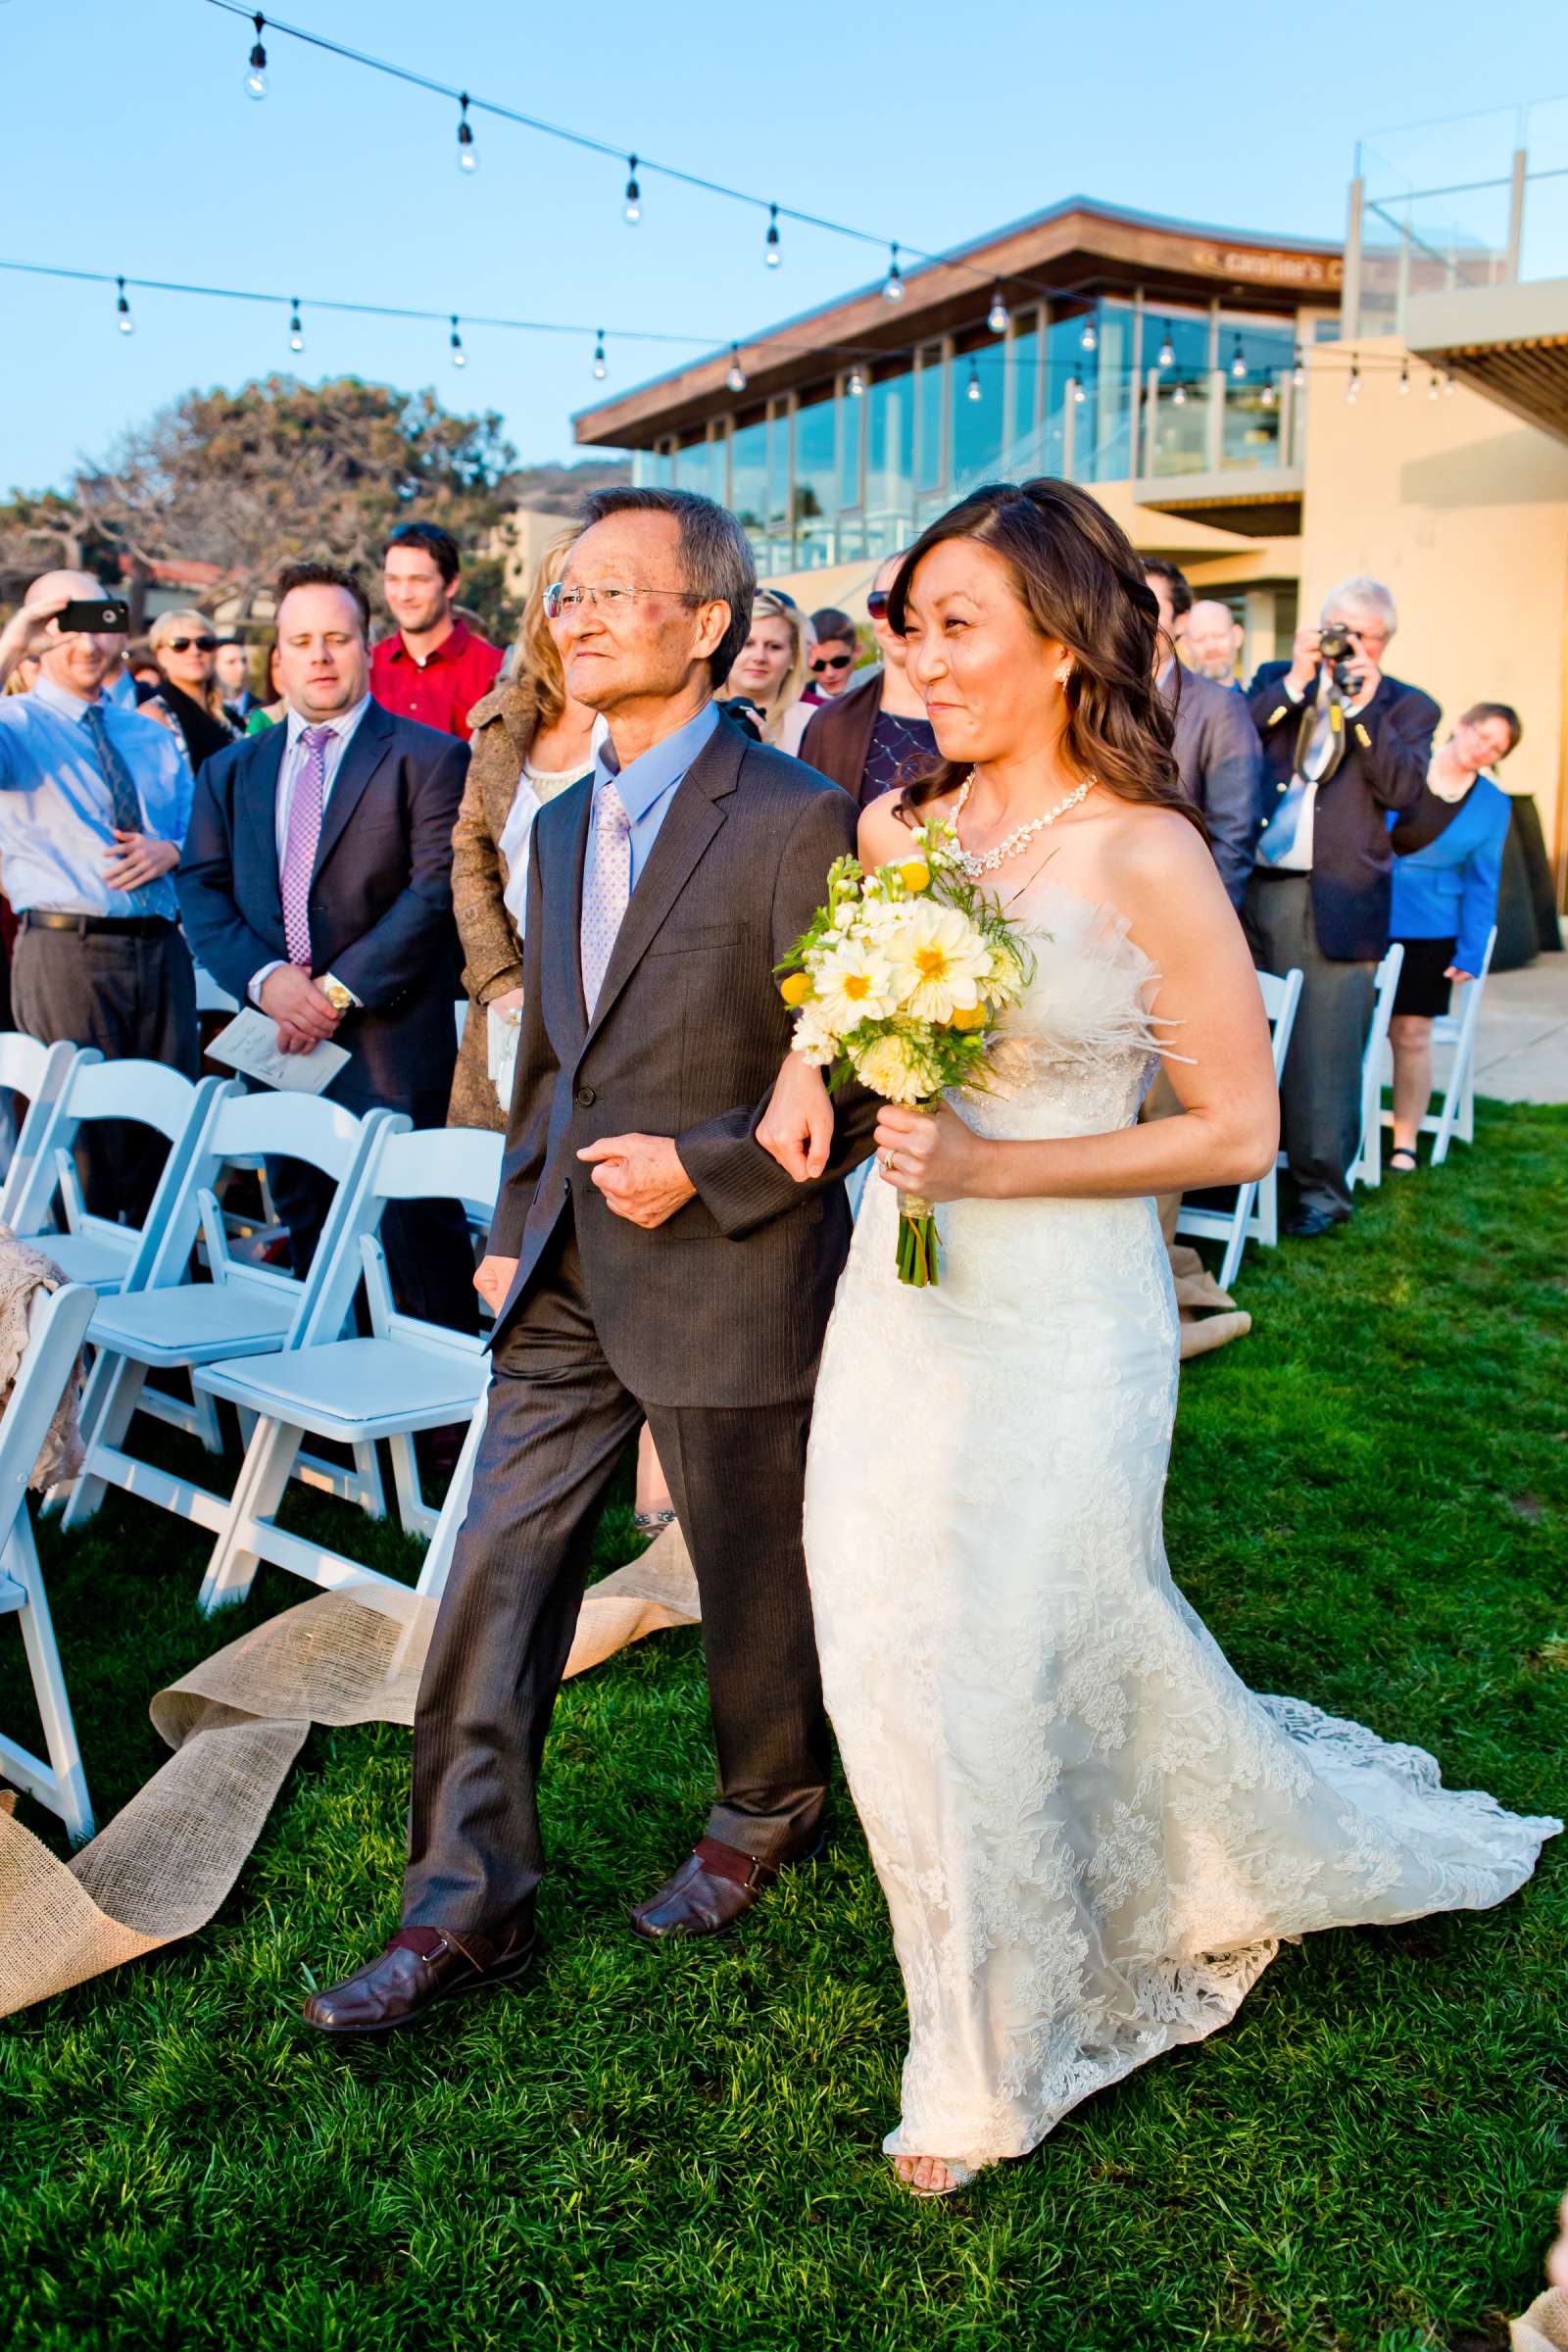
4, 375, 521, 637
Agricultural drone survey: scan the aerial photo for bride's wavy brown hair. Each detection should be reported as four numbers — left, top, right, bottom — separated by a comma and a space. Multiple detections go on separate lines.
888, 476, 1205, 840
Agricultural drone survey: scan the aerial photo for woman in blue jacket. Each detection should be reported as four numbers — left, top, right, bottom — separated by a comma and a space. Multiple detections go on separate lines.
1387, 701, 1520, 1168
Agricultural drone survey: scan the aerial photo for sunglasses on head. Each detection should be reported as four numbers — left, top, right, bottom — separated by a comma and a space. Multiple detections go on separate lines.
865, 591, 891, 620
809, 653, 853, 674
167, 635, 218, 654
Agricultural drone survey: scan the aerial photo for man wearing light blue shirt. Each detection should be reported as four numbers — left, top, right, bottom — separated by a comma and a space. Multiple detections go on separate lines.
0, 570, 199, 1217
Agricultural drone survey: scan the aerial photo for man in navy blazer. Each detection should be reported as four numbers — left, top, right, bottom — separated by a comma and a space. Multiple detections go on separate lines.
1143, 562, 1261, 906
178, 562, 474, 1327
1242, 575, 1441, 1235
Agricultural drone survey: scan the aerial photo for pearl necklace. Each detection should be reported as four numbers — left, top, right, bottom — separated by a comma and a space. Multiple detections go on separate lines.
950, 771, 1097, 877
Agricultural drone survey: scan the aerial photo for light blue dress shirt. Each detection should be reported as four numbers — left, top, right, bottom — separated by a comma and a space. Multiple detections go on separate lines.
583, 699, 720, 907
0, 672, 192, 916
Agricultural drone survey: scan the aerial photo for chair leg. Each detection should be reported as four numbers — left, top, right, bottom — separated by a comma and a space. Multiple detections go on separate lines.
1218, 1180, 1258, 1293
351, 1438, 387, 1520
198, 1415, 302, 1615
58, 1354, 149, 1529
189, 1380, 224, 1456
387, 1430, 437, 1542
414, 1387, 489, 1602
6, 1516, 93, 1842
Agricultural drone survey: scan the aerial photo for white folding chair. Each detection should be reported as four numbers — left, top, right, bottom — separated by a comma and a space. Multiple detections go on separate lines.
0, 1282, 99, 1840
192, 1124, 503, 1614
1348, 943, 1405, 1191
1378, 924, 1497, 1165
0, 1034, 80, 1231
5, 1056, 224, 1298
59, 1092, 402, 1538
1177, 965, 1304, 1290
193, 964, 239, 1015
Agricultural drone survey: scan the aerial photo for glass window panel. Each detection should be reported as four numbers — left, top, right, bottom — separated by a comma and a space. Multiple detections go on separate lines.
1145, 310, 1214, 478
1219, 319, 1297, 470
952, 334, 1004, 488
839, 381, 863, 511
915, 346, 945, 491
767, 406, 790, 533
671, 430, 706, 491
1046, 309, 1091, 478
730, 413, 767, 532
866, 366, 914, 546
704, 427, 728, 505
1006, 322, 1040, 467
794, 388, 837, 534
1066, 300, 1135, 483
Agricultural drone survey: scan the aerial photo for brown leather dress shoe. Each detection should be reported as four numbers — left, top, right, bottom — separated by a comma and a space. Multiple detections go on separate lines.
301, 1924, 535, 2035
630, 1835, 817, 1940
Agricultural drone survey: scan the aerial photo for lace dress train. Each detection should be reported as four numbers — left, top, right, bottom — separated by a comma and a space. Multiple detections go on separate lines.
803, 884, 1557, 2170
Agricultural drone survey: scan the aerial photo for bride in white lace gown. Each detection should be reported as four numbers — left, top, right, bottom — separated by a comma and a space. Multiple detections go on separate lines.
760, 480, 1558, 2196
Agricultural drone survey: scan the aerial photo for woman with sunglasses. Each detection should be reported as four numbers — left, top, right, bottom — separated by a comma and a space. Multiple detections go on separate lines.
798, 553, 939, 806
142, 609, 240, 775
719, 591, 816, 753
805, 608, 858, 702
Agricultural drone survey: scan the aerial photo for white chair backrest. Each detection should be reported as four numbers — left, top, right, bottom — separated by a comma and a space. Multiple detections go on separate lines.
0, 1281, 97, 1517
7, 1057, 220, 1259
0, 1036, 81, 1228
204, 1088, 383, 1182
56, 1054, 205, 1148
304, 1122, 502, 1348
193, 965, 239, 1015
1256, 965, 1304, 1079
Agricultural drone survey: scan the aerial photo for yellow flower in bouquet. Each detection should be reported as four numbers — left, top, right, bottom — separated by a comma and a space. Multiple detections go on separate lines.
774, 815, 1034, 1288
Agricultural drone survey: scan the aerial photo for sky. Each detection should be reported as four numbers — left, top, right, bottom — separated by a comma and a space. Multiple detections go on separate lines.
3, 0, 1562, 497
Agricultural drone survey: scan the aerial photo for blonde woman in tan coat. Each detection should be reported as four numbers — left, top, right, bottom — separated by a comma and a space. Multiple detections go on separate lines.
448, 527, 597, 1131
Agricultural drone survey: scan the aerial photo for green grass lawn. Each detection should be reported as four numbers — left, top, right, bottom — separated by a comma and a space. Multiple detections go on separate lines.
2, 1102, 1565, 2351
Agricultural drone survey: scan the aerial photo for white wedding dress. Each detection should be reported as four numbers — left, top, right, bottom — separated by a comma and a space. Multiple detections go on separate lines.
803, 879, 1558, 2171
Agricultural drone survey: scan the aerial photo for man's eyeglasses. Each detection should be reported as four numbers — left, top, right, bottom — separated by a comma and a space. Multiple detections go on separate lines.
166, 635, 219, 654
865, 591, 891, 620
809, 653, 854, 674
543, 581, 697, 621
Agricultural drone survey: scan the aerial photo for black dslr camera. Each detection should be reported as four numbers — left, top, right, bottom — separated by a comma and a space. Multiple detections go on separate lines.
1317, 622, 1358, 696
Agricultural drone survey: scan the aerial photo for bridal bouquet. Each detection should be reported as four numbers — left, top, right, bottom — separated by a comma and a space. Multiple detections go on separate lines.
776, 816, 1032, 1288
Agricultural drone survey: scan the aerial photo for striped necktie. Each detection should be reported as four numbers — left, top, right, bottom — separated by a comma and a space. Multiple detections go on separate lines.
81, 701, 156, 912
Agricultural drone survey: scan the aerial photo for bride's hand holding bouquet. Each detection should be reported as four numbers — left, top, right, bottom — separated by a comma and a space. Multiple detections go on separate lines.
768, 815, 1032, 1286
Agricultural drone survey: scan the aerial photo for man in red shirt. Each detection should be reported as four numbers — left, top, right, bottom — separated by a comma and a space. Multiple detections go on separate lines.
369, 521, 503, 741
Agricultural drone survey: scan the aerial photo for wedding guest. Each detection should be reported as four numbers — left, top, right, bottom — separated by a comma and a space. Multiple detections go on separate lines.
2, 657, 40, 699
1244, 576, 1441, 1236
244, 640, 286, 736
178, 561, 474, 1329
449, 527, 597, 1133
142, 609, 241, 775
0, 570, 197, 1219
805, 607, 858, 702
215, 639, 261, 717
798, 554, 936, 804
125, 641, 163, 692
1386, 701, 1518, 1169
370, 521, 502, 742
1186, 599, 1246, 684
1144, 560, 1261, 907
719, 592, 815, 753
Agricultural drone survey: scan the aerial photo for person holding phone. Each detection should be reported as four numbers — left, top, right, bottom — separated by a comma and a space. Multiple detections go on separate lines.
0, 570, 198, 1219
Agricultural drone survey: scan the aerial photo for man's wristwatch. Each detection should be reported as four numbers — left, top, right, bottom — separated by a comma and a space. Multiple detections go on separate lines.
319, 973, 357, 1016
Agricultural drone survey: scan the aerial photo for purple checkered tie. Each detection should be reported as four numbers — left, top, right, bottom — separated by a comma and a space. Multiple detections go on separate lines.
280, 725, 332, 967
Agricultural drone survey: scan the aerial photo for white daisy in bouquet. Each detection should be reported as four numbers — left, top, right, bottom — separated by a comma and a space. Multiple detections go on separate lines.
777, 816, 1034, 1286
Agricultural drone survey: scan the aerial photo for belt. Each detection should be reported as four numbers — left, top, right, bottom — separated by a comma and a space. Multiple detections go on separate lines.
20, 911, 175, 937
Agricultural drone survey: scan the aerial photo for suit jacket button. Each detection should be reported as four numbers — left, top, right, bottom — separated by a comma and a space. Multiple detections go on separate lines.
575, 1084, 596, 1107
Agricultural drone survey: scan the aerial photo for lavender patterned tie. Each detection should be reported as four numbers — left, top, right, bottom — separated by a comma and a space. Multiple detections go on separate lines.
580, 776, 632, 1017
280, 725, 332, 967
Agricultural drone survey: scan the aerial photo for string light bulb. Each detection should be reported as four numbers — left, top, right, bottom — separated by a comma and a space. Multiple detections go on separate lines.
1346, 356, 1360, 405
1068, 372, 1086, 406
883, 243, 905, 304
846, 366, 865, 398
288, 300, 304, 354
1292, 346, 1305, 389
1156, 322, 1175, 369
244, 12, 268, 99
1172, 381, 1187, 408
592, 331, 607, 381
965, 359, 982, 404
726, 344, 747, 393
987, 286, 1008, 335
449, 316, 466, 369
1398, 359, 1410, 395
764, 204, 781, 268
1444, 371, 1456, 397
623, 155, 641, 224
1428, 370, 1441, 401
116, 276, 134, 335
1079, 314, 1098, 354
1230, 334, 1247, 381
1261, 376, 1276, 407
457, 94, 477, 173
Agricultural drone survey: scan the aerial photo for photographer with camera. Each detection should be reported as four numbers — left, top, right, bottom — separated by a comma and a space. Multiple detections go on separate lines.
0, 571, 199, 1220
1243, 577, 1440, 1236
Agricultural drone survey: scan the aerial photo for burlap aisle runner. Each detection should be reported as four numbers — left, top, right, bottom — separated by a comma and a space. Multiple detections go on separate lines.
0, 1526, 699, 2018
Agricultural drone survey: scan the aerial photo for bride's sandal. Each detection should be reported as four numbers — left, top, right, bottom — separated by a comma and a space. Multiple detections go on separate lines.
893, 2154, 978, 2199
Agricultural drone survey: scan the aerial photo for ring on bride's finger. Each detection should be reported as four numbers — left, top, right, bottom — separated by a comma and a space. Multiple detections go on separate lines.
879, 1150, 896, 1172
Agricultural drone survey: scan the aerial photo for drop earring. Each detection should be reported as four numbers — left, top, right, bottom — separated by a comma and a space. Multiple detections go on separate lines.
1055, 665, 1072, 686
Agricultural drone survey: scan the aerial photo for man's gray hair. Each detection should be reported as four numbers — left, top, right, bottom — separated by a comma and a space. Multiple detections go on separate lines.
575, 486, 756, 686
1321, 575, 1397, 635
